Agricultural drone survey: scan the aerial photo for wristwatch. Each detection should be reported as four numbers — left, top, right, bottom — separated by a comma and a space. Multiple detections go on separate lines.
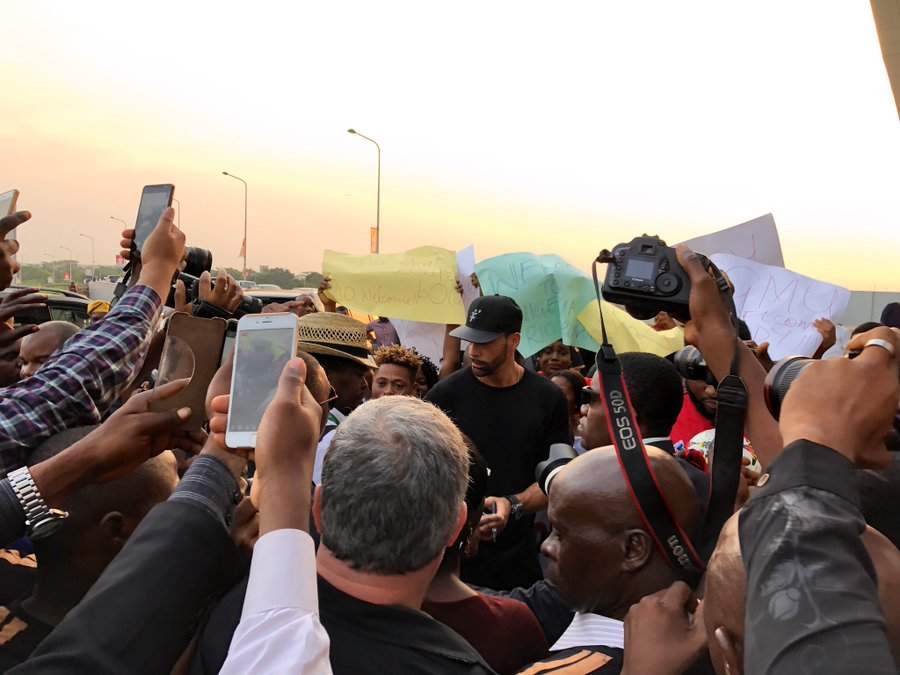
504, 494, 525, 521
7, 467, 69, 540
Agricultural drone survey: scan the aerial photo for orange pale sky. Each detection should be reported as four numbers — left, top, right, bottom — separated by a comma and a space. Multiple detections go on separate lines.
2, 1, 899, 290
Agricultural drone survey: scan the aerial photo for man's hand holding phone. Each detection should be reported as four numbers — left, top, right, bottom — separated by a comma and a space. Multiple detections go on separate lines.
136, 207, 186, 302
252, 358, 322, 535
0, 211, 29, 291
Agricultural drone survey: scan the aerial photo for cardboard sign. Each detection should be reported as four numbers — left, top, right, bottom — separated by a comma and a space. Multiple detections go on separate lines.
681, 214, 784, 267
322, 246, 465, 324
474, 253, 599, 357
711, 254, 851, 360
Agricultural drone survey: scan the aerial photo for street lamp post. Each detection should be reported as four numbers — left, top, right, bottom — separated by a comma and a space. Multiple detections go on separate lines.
59, 246, 73, 284
173, 198, 182, 228
347, 128, 381, 253
222, 171, 248, 277
80, 234, 96, 278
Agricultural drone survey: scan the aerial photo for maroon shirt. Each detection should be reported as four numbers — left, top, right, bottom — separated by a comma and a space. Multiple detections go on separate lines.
424, 593, 549, 675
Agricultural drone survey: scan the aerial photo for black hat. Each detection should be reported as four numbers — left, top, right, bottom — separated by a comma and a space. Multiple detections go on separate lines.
450, 295, 523, 344
881, 302, 900, 329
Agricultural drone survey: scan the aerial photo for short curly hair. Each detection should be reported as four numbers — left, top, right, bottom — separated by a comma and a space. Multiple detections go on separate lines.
374, 345, 423, 376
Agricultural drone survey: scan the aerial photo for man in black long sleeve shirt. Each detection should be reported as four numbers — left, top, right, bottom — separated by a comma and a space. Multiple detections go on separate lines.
738, 440, 896, 675
733, 325, 900, 675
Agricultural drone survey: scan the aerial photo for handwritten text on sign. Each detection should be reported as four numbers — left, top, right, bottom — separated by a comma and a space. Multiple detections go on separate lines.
323, 247, 465, 324
710, 254, 850, 360
475, 253, 599, 357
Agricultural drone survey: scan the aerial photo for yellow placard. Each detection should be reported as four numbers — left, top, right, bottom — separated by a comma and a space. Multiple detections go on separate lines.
577, 300, 684, 357
323, 246, 465, 324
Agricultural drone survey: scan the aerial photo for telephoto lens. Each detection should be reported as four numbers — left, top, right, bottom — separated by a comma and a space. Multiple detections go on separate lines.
763, 357, 815, 421
673, 346, 710, 383
183, 247, 213, 277
764, 355, 900, 440
234, 295, 264, 318
536, 443, 578, 495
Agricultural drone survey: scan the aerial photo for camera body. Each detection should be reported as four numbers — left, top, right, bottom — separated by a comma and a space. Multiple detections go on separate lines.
600, 235, 694, 321
175, 272, 264, 318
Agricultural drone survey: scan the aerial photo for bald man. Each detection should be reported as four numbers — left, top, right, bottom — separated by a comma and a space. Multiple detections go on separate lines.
704, 513, 900, 675
520, 446, 701, 674
18, 321, 79, 379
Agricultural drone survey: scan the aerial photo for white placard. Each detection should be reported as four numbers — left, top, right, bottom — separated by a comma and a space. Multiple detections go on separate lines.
392, 319, 445, 365
681, 214, 784, 267
710, 254, 850, 360
457, 245, 479, 310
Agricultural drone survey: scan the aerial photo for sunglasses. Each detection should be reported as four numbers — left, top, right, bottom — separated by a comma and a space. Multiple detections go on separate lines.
580, 386, 602, 407
319, 386, 339, 407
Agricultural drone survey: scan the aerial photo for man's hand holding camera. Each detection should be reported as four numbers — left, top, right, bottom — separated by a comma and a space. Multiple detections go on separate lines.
780, 326, 900, 469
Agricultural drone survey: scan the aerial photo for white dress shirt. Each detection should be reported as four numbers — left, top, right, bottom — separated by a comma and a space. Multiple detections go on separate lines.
550, 612, 624, 652
314, 409, 347, 484
220, 529, 332, 674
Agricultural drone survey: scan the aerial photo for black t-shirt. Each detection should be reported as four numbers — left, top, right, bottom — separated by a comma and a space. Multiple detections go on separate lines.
427, 367, 570, 589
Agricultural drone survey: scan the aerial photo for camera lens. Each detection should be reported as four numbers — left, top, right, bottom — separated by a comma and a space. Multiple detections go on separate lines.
763, 357, 815, 420
535, 443, 578, 495
183, 247, 213, 277
673, 346, 709, 382
656, 272, 680, 295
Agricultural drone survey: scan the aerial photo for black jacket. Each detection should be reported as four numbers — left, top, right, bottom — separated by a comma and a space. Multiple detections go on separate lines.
11, 500, 242, 674
191, 574, 495, 675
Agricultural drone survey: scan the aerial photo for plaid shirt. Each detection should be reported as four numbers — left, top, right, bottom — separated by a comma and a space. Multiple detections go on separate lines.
0, 285, 162, 476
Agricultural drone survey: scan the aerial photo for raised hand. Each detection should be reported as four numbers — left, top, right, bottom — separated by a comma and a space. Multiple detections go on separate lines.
136, 207, 186, 301
200, 271, 244, 313
70, 378, 192, 484
812, 318, 837, 358
621, 582, 707, 675
0, 211, 30, 291
252, 358, 321, 533
318, 275, 337, 312
780, 325, 900, 469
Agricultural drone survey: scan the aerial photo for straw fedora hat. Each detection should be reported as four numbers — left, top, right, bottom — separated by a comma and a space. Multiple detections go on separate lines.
298, 312, 376, 369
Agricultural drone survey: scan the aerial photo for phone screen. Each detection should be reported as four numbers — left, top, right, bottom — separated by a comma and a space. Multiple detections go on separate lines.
134, 185, 173, 253
227, 327, 295, 433
0, 190, 18, 218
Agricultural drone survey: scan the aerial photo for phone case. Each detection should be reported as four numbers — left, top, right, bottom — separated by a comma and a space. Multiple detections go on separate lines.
149, 312, 228, 430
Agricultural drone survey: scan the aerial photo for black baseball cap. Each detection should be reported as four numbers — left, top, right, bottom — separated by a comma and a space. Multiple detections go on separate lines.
450, 295, 523, 344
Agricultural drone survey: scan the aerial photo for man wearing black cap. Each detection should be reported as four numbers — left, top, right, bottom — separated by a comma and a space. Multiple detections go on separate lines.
426, 295, 570, 590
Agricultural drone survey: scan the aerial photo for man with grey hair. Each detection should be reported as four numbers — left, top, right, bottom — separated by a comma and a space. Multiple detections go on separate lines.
313, 396, 494, 674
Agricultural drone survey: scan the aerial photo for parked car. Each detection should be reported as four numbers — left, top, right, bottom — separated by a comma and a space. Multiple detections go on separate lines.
1, 287, 90, 328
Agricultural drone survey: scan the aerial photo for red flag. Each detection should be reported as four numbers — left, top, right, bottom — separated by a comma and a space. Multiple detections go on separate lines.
238, 238, 246, 258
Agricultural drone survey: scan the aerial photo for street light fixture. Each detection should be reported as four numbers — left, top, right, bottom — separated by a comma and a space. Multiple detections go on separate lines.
110, 216, 127, 228
222, 171, 248, 277
347, 128, 381, 254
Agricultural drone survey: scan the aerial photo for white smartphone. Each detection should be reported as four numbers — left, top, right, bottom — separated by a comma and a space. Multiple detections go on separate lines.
225, 313, 299, 448
0, 190, 19, 218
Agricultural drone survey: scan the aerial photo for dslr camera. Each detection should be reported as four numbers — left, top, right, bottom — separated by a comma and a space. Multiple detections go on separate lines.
599, 235, 705, 322
166, 248, 263, 318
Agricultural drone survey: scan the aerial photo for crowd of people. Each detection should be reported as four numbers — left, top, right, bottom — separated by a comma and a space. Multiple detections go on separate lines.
0, 204, 897, 675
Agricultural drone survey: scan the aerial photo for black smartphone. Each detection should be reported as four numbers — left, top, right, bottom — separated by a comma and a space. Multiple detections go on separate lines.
133, 184, 174, 256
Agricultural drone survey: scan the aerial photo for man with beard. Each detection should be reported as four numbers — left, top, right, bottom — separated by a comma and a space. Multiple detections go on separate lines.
670, 376, 716, 451
426, 295, 569, 590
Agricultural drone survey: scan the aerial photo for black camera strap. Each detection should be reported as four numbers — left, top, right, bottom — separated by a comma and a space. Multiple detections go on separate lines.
591, 263, 705, 583
700, 347, 746, 559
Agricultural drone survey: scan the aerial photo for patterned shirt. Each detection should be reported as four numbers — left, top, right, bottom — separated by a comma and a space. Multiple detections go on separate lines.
0, 285, 161, 476
740, 440, 895, 675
